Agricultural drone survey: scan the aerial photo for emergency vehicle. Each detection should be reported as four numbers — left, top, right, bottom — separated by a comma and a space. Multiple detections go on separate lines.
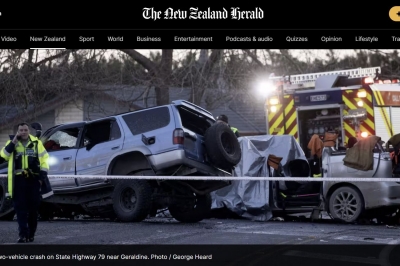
264, 67, 400, 157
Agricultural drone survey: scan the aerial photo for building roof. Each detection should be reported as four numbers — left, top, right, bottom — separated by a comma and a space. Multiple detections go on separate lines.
101, 86, 266, 134
0, 86, 267, 134
0, 94, 83, 131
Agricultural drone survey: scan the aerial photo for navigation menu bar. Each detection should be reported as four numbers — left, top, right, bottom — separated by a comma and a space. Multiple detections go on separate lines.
0, 30, 396, 48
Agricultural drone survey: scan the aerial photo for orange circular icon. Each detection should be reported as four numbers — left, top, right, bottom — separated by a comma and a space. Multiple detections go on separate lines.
389, 6, 400, 21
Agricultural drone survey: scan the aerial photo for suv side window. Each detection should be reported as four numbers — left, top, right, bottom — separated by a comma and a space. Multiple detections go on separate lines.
44, 128, 80, 150
110, 120, 121, 140
122, 106, 170, 135
81, 120, 117, 147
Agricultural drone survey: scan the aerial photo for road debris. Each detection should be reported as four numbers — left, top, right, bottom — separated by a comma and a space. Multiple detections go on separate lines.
386, 225, 398, 229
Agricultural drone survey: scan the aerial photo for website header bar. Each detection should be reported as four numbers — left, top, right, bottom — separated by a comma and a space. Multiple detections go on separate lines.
0, 30, 398, 48
0, 4, 399, 29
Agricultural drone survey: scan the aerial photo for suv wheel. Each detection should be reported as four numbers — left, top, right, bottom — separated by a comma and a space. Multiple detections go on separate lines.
169, 193, 212, 223
204, 123, 241, 169
328, 186, 364, 223
112, 174, 152, 222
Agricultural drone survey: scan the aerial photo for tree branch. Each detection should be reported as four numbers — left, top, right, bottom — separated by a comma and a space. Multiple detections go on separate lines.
118, 49, 157, 72
33, 49, 77, 68
279, 49, 303, 74
242, 49, 264, 68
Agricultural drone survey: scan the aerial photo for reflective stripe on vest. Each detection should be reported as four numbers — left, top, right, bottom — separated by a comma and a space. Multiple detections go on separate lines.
4, 134, 49, 198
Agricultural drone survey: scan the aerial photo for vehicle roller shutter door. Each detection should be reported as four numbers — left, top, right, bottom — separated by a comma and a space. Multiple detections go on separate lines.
391, 107, 400, 135
374, 106, 392, 143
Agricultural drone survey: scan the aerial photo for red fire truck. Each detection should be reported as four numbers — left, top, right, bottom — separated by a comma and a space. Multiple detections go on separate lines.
264, 67, 400, 157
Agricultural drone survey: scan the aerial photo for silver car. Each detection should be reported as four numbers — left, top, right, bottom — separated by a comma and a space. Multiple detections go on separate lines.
270, 139, 399, 223
320, 142, 400, 222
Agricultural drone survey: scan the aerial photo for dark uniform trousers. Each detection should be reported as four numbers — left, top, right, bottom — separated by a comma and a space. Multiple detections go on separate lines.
13, 174, 41, 239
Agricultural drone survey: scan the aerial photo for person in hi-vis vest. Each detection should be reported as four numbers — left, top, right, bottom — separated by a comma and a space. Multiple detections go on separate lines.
216, 114, 240, 137
1, 122, 52, 243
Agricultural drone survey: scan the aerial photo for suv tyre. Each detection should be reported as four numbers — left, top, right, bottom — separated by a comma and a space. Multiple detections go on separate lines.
112, 176, 152, 222
204, 123, 241, 169
169, 193, 212, 223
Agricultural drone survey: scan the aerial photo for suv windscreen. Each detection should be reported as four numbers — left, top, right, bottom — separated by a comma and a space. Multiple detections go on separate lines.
177, 106, 214, 136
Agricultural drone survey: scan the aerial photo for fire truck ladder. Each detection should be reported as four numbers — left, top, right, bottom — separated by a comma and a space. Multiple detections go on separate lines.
284, 67, 380, 84
269, 67, 381, 92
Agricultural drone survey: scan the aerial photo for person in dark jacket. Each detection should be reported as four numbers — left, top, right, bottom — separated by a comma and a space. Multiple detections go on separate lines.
216, 114, 240, 137
0, 122, 52, 243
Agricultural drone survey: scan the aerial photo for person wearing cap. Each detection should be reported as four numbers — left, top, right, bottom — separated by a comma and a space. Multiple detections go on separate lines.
216, 114, 240, 138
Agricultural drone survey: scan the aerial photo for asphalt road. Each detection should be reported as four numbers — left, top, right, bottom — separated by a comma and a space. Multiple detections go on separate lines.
1, 216, 400, 265
0, 215, 400, 244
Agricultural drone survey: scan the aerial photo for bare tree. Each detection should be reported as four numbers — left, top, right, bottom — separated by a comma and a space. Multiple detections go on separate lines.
1, 48, 399, 129
118, 49, 172, 105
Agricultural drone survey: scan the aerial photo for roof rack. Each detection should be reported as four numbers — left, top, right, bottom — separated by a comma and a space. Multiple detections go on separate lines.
270, 67, 381, 84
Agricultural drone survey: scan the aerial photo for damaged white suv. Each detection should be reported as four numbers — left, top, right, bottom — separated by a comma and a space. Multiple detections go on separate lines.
0, 100, 241, 223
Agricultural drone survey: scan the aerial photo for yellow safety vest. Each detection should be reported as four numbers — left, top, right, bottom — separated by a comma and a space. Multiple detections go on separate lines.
0, 134, 49, 198
231, 127, 238, 133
